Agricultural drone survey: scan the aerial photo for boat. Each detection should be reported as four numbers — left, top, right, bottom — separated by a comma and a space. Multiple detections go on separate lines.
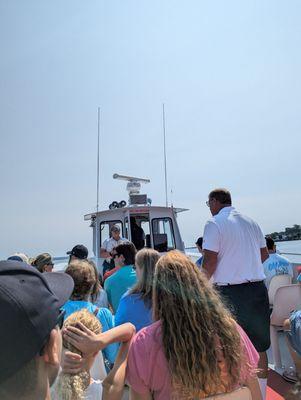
84, 173, 188, 273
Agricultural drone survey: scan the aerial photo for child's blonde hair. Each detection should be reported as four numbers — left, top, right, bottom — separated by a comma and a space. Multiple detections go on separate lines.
56, 309, 102, 400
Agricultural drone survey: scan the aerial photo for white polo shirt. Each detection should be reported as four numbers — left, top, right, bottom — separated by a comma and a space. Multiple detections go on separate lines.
203, 207, 266, 285
102, 237, 128, 253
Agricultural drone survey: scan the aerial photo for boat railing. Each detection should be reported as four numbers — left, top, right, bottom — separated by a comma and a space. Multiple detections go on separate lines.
279, 252, 301, 257
186, 247, 301, 258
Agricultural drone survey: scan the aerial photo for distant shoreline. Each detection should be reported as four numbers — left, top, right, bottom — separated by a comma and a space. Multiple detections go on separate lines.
275, 238, 301, 243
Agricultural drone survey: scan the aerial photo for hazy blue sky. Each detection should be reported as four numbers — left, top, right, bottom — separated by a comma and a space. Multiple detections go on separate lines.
1, 1, 300, 258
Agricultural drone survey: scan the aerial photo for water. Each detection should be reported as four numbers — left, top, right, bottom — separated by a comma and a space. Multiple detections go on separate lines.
275, 240, 301, 263
53, 240, 301, 270
187, 240, 301, 264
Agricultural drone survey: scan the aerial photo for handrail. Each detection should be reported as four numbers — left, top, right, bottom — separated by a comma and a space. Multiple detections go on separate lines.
279, 252, 301, 256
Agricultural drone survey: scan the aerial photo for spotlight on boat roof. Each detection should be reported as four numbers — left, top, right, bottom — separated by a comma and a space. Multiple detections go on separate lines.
109, 201, 119, 210
108, 200, 127, 210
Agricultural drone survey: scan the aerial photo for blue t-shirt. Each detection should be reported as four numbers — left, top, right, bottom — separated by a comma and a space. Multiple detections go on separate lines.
104, 265, 137, 313
62, 300, 118, 364
115, 291, 152, 332
263, 253, 293, 289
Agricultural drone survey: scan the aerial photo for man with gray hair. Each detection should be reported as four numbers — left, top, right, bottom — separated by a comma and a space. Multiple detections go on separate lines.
202, 188, 270, 400
100, 225, 128, 275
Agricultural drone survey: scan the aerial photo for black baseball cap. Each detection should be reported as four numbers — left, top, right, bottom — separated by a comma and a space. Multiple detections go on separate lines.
66, 244, 88, 259
0, 260, 74, 383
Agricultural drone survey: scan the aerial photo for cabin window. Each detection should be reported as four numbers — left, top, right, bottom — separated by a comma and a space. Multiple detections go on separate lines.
151, 218, 175, 252
100, 220, 123, 245
130, 215, 150, 251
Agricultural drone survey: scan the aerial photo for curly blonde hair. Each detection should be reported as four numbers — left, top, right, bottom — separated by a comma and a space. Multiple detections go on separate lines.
56, 309, 102, 400
153, 251, 250, 399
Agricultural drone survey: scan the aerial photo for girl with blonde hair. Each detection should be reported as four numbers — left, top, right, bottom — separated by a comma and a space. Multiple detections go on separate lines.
55, 309, 135, 400
126, 251, 262, 400
115, 248, 160, 331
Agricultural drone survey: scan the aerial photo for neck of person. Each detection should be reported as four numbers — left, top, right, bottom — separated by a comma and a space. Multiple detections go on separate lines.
216, 203, 232, 214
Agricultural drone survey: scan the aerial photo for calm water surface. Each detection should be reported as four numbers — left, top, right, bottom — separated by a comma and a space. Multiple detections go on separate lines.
53, 240, 301, 271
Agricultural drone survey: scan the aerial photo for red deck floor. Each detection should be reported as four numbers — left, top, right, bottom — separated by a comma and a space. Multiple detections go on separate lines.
267, 368, 294, 399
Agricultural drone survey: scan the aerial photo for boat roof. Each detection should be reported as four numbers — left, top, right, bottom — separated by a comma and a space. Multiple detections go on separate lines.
84, 205, 189, 221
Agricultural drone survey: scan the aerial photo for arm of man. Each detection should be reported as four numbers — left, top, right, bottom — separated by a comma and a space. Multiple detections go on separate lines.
100, 247, 111, 259
202, 221, 220, 279
258, 225, 269, 264
260, 247, 269, 264
202, 249, 218, 279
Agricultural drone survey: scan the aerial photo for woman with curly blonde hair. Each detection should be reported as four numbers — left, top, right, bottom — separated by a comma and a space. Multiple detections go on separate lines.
126, 251, 262, 400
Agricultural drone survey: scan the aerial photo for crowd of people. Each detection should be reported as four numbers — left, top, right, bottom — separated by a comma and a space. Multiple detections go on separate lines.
1, 188, 301, 399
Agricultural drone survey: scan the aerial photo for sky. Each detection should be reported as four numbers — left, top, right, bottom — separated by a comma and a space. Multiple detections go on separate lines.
0, 0, 301, 258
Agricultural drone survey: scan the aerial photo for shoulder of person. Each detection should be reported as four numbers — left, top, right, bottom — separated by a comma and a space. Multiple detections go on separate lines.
102, 237, 110, 246
95, 305, 113, 321
203, 219, 221, 236
120, 289, 132, 300
132, 321, 160, 347
275, 253, 291, 264
104, 270, 118, 286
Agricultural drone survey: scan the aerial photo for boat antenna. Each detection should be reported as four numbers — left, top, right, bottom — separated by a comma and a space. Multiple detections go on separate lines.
96, 107, 100, 212
95, 107, 101, 269
162, 103, 168, 207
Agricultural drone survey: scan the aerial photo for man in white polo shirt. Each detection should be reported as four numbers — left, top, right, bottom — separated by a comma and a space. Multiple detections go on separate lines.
100, 225, 128, 274
202, 188, 270, 399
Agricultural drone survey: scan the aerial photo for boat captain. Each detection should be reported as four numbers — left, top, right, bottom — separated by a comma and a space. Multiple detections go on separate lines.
100, 225, 128, 274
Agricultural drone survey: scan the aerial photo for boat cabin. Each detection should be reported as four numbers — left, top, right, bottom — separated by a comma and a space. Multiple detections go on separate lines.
84, 174, 187, 272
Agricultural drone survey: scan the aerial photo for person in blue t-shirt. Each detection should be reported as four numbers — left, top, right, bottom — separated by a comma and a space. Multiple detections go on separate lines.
263, 237, 293, 289
195, 237, 203, 268
63, 259, 118, 366
115, 248, 160, 331
104, 242, 137, 313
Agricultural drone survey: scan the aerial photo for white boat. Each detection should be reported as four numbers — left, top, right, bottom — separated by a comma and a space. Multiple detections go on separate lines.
84, 173, 188, 273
